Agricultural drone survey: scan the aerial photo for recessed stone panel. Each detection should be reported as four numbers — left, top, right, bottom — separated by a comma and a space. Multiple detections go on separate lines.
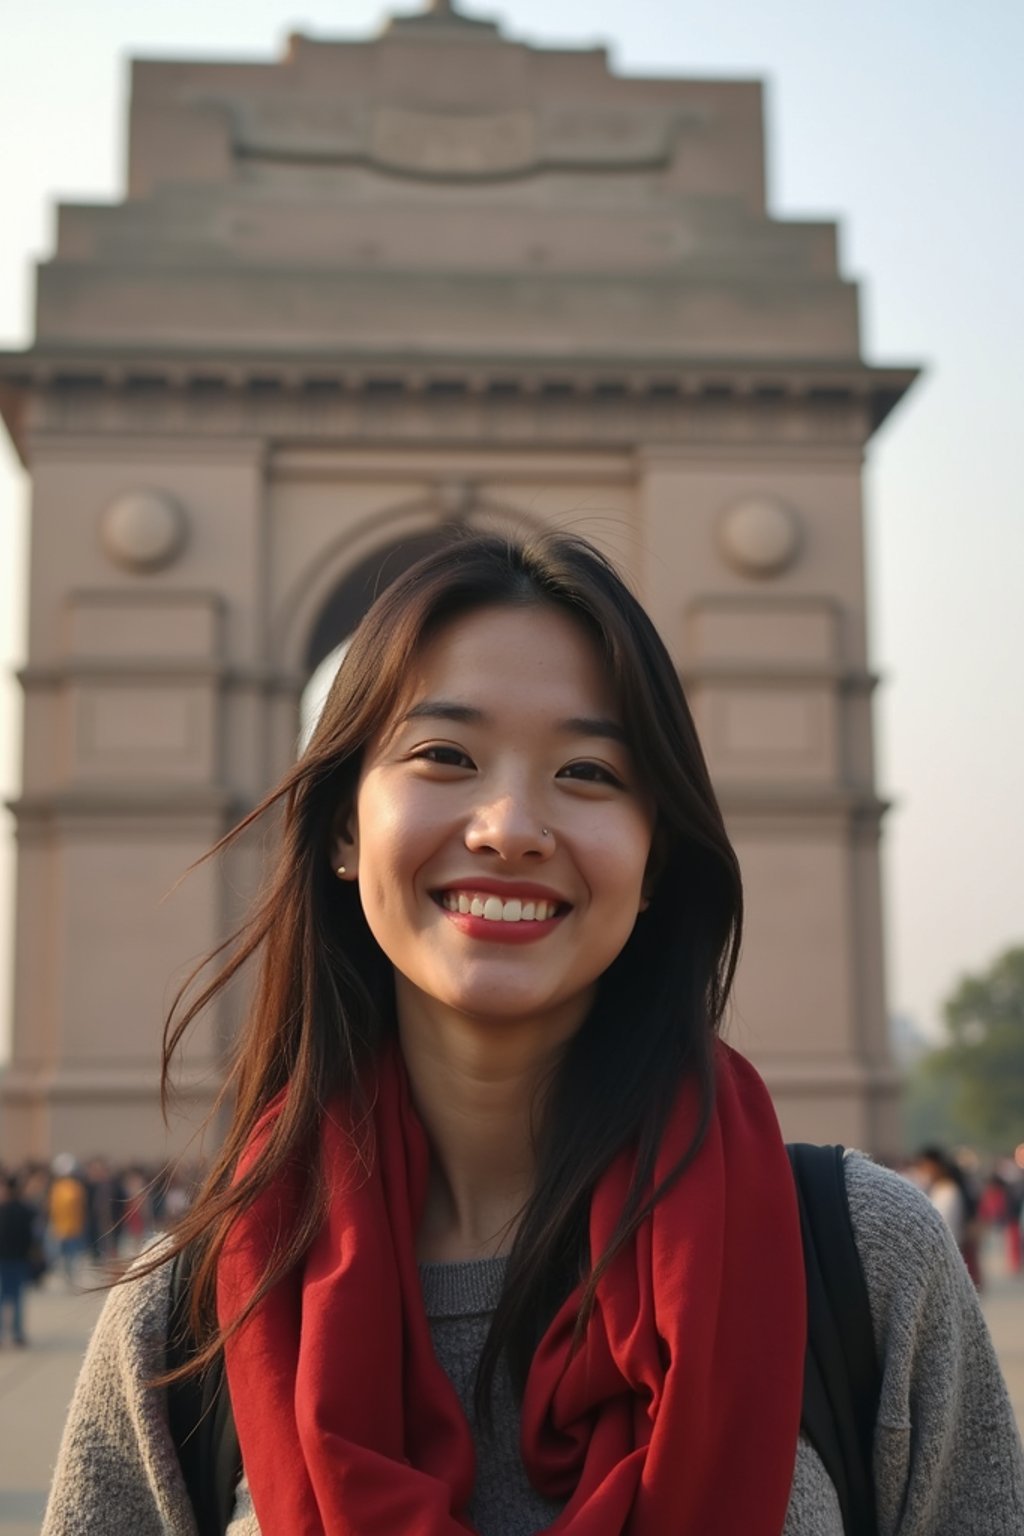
56, 834, 222, 1065
687, 598, 837, 665
727, 833, 855, 1056
698, 685, 838, 783
66, 593, 222, 661
69, 683, 216, 782
371, 108, 537, 176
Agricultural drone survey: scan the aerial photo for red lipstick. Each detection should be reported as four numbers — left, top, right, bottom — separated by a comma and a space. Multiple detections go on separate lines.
438, 907, 566, 945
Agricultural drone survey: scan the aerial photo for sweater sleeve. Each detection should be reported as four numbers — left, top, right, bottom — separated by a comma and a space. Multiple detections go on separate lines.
41, 1257, 198, 1536
844, 1154, 1024, 1536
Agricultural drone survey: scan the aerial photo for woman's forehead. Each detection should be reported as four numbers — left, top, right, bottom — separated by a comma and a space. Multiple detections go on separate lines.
395, 603, 619, 717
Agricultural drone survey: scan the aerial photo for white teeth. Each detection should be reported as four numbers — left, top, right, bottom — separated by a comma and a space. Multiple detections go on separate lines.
439, 892, 561, 922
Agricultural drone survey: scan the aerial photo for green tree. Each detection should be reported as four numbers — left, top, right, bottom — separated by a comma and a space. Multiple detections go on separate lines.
912, 945, 1024, 1151
902, 1061, 975, 1151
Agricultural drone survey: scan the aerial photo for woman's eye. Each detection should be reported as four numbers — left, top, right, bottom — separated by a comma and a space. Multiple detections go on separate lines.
413, 745, 474, 769
558, 760, 625, 788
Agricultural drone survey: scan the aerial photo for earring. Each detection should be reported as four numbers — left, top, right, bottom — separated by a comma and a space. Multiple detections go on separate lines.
336, 865, 347, 878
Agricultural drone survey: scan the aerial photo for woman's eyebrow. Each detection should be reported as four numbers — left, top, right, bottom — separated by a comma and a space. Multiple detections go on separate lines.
561, 716, 628, 746
399, 699, 484, 726
400, 700, 626, 745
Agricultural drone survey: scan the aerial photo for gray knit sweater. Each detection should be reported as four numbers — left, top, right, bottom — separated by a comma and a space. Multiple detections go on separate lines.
42, 1154, 1024, 1534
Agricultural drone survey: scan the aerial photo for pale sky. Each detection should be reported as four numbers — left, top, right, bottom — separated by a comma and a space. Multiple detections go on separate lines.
1, 0, 1022, 1058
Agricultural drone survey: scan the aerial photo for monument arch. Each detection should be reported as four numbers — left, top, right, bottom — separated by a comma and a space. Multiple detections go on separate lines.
0, 1, 916, 1160
294, 500, 547, 748
285, 495, 547, 683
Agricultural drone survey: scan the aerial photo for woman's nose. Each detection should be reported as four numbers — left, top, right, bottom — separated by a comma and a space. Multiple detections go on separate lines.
464, 794, 553, 861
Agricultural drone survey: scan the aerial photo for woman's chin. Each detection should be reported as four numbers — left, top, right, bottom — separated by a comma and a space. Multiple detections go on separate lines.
401, 973, 594, 1039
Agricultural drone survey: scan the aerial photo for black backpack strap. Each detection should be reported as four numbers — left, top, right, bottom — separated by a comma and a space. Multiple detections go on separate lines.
788, 1143, 880, 1536
166, 1246, 242, 1536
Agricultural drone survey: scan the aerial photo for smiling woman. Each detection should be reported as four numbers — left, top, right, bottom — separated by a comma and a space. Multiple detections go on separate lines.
341, 605, 655, 1061
42, 534, 1024, 1536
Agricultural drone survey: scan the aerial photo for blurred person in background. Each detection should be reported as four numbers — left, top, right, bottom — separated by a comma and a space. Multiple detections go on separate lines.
21, 1162, 50, 1219
915, 1146, 982, 1288
157, 1168, 193, 1230
47, 1154, 88, 1285
118, 1168, 156, 1260
85, 1157, 123, 1266
0, 1173, 37, 1345
980, 1168, 1023, 1277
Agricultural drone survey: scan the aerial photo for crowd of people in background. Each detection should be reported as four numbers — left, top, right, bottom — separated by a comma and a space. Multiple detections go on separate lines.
907, 1145, 1024, 1290
1, 1142, 1023, 1348
0, 1155, 197, 1346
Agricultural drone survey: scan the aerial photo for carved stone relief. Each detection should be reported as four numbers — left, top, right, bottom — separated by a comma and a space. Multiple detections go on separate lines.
99, 489, 188, 573
717, 496, 803, 578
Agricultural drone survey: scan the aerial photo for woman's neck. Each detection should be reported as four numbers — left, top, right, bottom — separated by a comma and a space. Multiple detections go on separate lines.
396, 986, 581, 1262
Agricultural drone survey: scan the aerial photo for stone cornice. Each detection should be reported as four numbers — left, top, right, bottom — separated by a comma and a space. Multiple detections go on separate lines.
18, 657, 872, 692
9, 781, 888, 835
18, 660, 304, 693
0, 345, 918, 465
9, 787, 242, 838
682, 662, 880, 692
715, 784, 890, 832
754, 1059, 905, 1096
0, 1065, 220, 1102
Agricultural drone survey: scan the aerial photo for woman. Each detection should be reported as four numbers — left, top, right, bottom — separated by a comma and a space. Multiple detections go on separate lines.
44, 533, 1023, 1534
915, 1144, 983, 1288
0, 1172, 36, 1346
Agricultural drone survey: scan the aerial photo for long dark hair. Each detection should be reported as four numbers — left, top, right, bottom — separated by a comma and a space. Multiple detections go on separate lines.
156, 531, 743, 1399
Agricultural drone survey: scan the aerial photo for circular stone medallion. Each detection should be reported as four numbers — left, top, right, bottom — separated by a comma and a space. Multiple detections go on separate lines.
717, 497, 802, 578
100, 490, 188, 573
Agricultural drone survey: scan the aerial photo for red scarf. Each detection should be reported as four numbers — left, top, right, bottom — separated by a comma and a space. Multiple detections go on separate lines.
218, 1042, 805, 1534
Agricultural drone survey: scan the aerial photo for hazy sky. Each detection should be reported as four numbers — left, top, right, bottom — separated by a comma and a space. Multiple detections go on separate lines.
1, 0, 1022, 1058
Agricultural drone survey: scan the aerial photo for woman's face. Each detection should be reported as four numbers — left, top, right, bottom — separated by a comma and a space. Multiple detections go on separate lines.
335, 602, 655, 1040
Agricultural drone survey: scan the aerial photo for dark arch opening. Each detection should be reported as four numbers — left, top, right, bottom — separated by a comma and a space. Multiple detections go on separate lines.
304, 526, 461, 675
299, 526, 467, 752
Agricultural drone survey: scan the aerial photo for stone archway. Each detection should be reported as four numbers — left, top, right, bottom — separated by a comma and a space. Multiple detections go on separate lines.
276, 488, 544, 745
305, 526, 458, 677
0, 4, 916, 1162
299, 524, 459, 750
298, 522, 448, 738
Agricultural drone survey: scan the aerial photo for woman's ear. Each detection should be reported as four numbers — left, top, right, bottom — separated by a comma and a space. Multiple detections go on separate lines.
330, 806, 359, 881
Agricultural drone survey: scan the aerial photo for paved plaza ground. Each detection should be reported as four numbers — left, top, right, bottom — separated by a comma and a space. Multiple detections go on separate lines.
3, 1252, 1024, 1535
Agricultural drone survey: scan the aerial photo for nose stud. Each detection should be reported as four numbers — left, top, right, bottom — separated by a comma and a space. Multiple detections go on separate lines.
541, 828, 550, 839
